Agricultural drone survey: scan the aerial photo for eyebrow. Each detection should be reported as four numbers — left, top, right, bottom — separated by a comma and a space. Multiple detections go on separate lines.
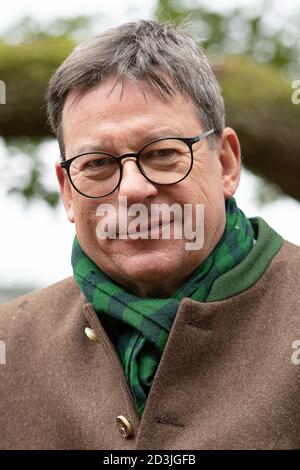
72, 127, 185, 157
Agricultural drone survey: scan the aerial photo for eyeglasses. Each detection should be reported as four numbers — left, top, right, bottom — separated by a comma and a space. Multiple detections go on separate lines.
60, 128, 216, 198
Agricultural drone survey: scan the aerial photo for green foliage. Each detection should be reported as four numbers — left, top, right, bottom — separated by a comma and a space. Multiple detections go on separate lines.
155, 0, 300, 74
4, 138, 60, 208
0, 18, 83, 208
3, 15, 94, 43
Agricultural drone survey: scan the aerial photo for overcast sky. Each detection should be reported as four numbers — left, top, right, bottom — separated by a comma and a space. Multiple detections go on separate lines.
0, 0, 299, 289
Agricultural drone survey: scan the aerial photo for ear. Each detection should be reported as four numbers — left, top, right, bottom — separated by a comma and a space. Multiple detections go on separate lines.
55, 162, 74, 223
218, 127, 241, 199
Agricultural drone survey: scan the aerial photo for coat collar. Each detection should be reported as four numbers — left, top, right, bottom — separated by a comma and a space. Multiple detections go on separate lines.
207, 217, 283, 301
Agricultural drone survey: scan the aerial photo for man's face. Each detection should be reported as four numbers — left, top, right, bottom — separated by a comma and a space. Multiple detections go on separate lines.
57, 77, 240, 297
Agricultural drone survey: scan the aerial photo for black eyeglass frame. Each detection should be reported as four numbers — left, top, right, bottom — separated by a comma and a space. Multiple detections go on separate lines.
60, 128, 217, 199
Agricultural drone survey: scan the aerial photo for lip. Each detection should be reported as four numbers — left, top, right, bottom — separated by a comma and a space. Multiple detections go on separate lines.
126, 218, 174, 236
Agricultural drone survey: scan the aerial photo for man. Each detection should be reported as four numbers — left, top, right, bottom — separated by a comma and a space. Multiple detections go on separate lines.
0, 19, 299, 450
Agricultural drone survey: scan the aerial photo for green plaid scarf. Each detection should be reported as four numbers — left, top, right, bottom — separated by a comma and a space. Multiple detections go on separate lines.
72, 197, 254, 417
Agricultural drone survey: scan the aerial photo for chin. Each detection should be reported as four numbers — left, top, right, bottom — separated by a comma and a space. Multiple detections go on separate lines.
94, 238, 198, 288
118, 251, 180, 282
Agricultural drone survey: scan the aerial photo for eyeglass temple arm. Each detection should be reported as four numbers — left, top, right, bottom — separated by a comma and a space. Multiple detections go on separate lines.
186, 128, 217, 145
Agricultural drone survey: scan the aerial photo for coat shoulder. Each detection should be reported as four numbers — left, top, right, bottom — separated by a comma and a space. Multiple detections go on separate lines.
276, 240, 300, 277
0, 277, 82, 331
260, 239, 300, 312
280, 239, 300, 257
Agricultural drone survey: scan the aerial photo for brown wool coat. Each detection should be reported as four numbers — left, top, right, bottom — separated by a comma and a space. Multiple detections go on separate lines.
0, 239, 300, 450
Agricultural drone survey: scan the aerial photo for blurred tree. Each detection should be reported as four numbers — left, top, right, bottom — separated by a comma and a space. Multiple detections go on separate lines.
156, 0, 300, 72
0, 4, 300, 205
0, 17, 92, 206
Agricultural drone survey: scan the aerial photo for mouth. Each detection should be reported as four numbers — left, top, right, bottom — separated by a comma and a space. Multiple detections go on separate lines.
126, 218, 174, 237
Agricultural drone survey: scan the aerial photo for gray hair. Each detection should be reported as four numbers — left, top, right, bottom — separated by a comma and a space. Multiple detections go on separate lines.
47, 19, 225, 158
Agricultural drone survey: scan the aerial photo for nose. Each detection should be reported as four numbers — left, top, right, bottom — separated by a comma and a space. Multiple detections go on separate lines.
118, 157, 158, 203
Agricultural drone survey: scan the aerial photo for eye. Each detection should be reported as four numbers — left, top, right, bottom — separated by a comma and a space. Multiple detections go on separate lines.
151, 148, 175, 158
143, 148, 178, 160
71, 154, 118, 180
85, 157, 114, 169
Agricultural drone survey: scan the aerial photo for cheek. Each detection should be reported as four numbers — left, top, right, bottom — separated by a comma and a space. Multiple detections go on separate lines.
73, 196, 99, 238
188, 158, 224, 201
73, 192, 120, 248
175, 177, 209, 206
177, 167, 225, 232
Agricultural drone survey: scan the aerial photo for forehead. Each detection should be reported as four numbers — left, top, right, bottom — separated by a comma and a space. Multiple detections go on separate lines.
61, 77, 201, 155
